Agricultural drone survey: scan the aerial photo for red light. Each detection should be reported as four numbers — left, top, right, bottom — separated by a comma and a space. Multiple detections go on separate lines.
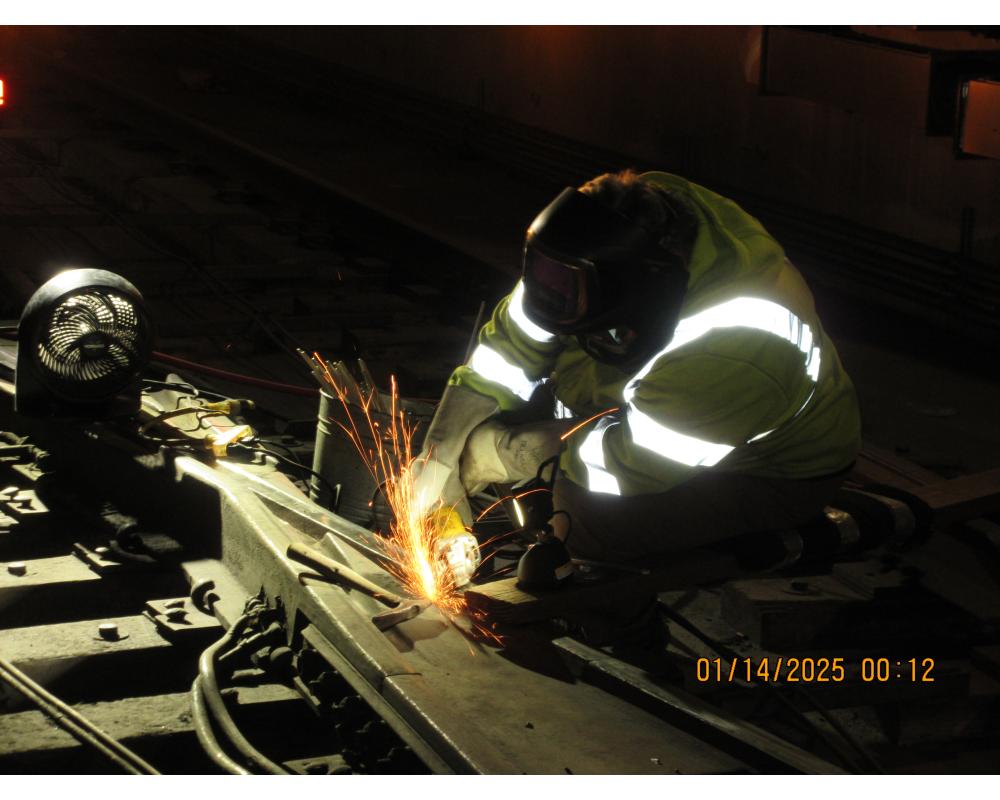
0, 79, 5, 106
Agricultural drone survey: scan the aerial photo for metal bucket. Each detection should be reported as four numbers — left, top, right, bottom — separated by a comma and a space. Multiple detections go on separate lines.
310, 388, 434, 529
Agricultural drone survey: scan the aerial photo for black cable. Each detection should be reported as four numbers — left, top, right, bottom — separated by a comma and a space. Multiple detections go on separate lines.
144, 373, 294, 421
481, 563, 518, 582
255, 437, 305, 465
243, 442, 339, 504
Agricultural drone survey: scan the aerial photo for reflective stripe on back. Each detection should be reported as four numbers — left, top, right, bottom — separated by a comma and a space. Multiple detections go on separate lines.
619, 296, 822, 469
626, 297, 821, 402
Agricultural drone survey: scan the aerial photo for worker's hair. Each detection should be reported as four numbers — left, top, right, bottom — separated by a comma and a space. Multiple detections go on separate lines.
579, 169, 697, 262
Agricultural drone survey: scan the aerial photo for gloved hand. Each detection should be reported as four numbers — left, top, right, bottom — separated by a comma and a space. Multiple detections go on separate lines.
407, 385, 497, 586
409, 385, 499, 522
459, 418, 569, 496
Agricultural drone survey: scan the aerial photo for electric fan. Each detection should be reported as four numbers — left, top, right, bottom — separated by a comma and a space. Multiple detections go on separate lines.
15, 269, 154, 417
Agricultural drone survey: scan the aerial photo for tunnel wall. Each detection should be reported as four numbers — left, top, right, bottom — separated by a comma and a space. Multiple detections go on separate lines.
236, 26, 1000, 265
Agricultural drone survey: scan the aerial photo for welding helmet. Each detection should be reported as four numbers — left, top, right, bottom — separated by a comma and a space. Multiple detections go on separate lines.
520, 187, 689, 367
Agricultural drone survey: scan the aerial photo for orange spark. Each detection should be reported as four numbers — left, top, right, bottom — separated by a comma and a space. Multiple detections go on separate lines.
559, 407, 620, 441
310, 354, 495, 637
474, 486, 551, 523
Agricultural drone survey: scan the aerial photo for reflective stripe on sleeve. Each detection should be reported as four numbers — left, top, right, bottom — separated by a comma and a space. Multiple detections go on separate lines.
468, 343, 543, 402
578, 416, 622, 495
508, 281, 557, 344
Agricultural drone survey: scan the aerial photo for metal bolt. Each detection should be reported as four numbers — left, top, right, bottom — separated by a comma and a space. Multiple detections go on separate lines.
166, 608, 187, 622
98, 623, 120, 641
6, 562, 27, 577
164, 598, 186, 609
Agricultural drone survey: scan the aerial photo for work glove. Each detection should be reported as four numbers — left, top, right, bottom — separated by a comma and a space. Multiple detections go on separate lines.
409, 385, 498, 586
459, 418, 569, 496
410, 385, 499, 518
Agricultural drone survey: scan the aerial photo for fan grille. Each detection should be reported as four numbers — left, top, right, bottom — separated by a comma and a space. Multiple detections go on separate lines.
36, 289, 150, 398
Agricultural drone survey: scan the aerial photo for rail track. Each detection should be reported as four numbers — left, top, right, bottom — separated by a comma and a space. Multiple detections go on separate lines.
2, 30, 1000, 774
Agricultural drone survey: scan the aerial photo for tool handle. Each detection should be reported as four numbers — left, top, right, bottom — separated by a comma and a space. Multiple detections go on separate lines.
287, 543, 402, 607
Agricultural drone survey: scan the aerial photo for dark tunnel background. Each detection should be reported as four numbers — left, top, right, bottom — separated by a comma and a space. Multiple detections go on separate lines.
3, 24, 1000, 475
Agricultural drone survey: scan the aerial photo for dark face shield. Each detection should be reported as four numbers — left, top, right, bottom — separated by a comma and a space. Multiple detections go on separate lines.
518, 186, 689, 365
521, 246, 593, 329
520, 188, 651, 335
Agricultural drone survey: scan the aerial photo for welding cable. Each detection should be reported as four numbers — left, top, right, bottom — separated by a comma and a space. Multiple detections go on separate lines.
0, 655, 159, 775
194, 615, 290, 775
142, 378, 294, 424
152, 351, 320, 398
657, 600, 885, 774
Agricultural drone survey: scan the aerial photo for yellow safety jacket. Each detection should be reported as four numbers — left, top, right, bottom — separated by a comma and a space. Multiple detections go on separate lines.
448, 172, 862, 496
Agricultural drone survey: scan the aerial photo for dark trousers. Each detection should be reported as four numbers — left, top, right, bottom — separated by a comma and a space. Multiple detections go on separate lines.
554, 469, 847, 562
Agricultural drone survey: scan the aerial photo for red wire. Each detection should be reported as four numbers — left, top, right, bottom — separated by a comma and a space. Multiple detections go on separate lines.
151, 351, 319, 398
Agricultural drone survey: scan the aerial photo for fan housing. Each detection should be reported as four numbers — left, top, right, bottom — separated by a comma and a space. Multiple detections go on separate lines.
16, 269, 154, 418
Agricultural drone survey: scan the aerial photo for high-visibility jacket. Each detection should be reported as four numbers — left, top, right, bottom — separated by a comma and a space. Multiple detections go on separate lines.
448, 172, 861, 497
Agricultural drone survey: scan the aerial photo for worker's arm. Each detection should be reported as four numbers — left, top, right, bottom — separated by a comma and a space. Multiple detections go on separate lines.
562, 332, 809, 497
449, 280, 565, 412
411, 282, 566, 586
412, 281, 565, 517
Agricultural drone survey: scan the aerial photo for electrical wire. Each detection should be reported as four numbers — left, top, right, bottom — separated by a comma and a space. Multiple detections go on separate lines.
139, 406, 227, 436
152, 351, 319, 397
142, 377, 229, 401
240, 442, 339, 505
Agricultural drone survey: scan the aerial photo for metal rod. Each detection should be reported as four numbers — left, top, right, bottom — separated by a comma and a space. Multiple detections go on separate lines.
463, 300, 487, 365
195, 616, 289, 775
190, 676, 252, 775
0, 656, 159, 775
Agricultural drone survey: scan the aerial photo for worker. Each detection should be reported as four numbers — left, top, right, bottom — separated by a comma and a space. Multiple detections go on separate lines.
417, 170, 861, 587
